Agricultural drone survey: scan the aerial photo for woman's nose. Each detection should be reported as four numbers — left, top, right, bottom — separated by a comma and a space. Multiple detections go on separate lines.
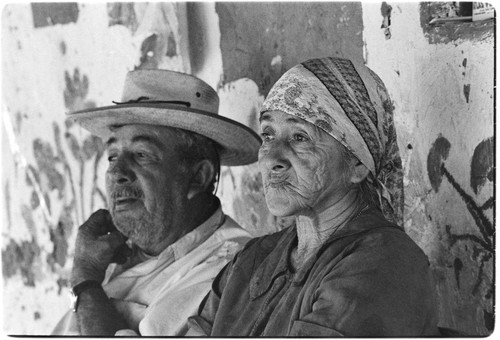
107, 155, 137, 184
259, 140, 291, 172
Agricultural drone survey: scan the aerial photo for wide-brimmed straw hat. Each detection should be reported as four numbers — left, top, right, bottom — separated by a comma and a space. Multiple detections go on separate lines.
67, 69, 261, 166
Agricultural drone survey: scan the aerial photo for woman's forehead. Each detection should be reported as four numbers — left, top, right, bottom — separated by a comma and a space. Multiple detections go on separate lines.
260, 110, 309, 126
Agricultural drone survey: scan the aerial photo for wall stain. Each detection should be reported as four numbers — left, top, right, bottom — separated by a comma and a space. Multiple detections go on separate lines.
1, 240, 41, 287
166, 32, 177, 57
53, 122, 78, 219
48, 216, 71, 268
463, 84, 471, 103
65, 131, 82, 162
56, 278, 69, 295
31, 3, 79, 28
60, 41, 66, 55
186, 2, 207, 75
107, 2, 138, 33
30, 190, 39, 209
470, 137, 493, 194
426, 135, 450, 192
380, 2, 392, 39
63, 68, 96, 113
32, 138, 65, 198
138, 34, 159, 69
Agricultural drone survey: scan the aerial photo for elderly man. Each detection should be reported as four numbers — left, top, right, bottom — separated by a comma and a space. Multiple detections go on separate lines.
52, 70, 261, 336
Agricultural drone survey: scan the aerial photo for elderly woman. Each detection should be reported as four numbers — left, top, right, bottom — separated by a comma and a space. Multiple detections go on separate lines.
187, 57, 439, 336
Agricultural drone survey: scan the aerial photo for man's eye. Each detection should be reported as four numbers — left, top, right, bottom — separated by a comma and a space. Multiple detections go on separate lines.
260, 132, 274, 142
108, 155, 117, 162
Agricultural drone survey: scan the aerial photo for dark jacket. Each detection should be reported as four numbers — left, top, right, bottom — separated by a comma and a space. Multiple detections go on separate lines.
188, 208, 440, 336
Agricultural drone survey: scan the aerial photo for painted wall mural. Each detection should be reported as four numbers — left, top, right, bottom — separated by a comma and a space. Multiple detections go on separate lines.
427, 135, 494, 333
362, 2, 493, 334
1, 1, 495, 336
2, 66, 106, 311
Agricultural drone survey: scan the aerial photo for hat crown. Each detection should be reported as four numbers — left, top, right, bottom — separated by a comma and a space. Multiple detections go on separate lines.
121, 69, 219, 114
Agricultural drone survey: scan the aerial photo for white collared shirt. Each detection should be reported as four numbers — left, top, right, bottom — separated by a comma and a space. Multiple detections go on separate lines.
52, 207, 251, 336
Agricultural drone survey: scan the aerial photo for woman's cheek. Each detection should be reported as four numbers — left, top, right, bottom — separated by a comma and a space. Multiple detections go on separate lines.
294, 147, 329, 194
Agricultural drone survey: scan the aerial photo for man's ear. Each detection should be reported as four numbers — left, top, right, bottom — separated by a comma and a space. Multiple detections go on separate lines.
187, 159, 215, 200
350, 160, 370, 185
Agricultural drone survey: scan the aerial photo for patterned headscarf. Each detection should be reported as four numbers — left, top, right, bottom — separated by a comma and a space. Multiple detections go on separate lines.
261, 57, 403, 225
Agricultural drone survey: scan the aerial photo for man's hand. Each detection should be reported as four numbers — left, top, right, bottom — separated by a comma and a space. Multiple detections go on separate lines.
71, 209, 129, 286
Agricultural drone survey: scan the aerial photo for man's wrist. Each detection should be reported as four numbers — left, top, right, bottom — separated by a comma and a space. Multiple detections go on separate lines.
70, 280, 102, 312
71, 264, 105, 286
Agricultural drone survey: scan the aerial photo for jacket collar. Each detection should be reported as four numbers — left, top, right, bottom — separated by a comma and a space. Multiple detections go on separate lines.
249, 208, 401, 300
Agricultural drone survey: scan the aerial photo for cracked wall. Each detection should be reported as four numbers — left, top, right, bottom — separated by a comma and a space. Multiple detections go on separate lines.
1, 1, 494, 336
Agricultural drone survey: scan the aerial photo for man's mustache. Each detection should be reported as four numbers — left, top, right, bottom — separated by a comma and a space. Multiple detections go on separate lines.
110, 186, 144, 200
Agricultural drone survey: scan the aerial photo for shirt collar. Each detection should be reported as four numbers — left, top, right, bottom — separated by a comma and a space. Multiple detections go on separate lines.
249, 207, 400, 299
127, 202, 226, 264
162, 203, 225, 262
115, 200, 225, 275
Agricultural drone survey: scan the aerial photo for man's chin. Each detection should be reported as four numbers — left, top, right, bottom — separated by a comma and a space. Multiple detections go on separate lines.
111, 213, 141, 234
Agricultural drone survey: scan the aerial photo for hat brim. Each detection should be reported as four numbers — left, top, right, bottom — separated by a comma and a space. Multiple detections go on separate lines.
67, 103, 261, 166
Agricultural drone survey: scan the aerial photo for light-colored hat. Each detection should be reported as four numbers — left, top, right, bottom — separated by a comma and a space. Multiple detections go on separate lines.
67, 69, 261, 166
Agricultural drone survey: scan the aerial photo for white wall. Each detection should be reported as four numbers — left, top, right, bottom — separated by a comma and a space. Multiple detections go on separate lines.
1, 2, 494, 335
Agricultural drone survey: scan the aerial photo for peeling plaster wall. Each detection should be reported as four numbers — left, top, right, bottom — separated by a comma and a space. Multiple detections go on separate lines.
216, 1, 364, 95
362, 2, 494, 335
1, 2, 494, 336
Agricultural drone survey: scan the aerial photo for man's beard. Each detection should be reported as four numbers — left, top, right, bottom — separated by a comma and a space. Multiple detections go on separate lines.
112, 210, 167, 253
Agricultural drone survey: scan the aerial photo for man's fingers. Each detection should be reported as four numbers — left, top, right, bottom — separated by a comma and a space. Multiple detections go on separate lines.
111, 244, 131, 264
98, 232, 132, 264
81, 209, 115, 235
98, 231, 126, 249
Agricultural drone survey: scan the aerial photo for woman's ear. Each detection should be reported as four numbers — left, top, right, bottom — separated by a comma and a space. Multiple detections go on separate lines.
187, 159, 215, 200
350, 161, 370, 185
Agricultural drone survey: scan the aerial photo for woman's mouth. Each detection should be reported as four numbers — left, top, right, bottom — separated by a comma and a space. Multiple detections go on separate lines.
267, 180, 288, 188
266, 174, 290, 188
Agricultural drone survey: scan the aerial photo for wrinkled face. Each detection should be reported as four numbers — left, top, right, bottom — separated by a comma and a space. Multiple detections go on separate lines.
258, 110, 351, 217
105, 124, 190, 255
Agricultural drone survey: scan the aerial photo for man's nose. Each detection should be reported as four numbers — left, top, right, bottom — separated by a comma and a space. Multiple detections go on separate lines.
258, 140, 291, 172
107, 154, 137, 184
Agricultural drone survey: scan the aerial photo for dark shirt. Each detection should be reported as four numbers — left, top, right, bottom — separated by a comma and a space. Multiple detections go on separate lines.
188, 208, 440, 336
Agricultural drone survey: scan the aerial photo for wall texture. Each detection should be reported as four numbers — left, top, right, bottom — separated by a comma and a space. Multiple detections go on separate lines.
1, 2, 494, 335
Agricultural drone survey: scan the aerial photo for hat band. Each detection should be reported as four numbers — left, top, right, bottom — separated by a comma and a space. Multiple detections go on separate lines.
112, 96, 191, 108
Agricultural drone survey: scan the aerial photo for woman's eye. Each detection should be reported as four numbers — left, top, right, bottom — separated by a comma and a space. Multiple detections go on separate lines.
293, 134, 309, 142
